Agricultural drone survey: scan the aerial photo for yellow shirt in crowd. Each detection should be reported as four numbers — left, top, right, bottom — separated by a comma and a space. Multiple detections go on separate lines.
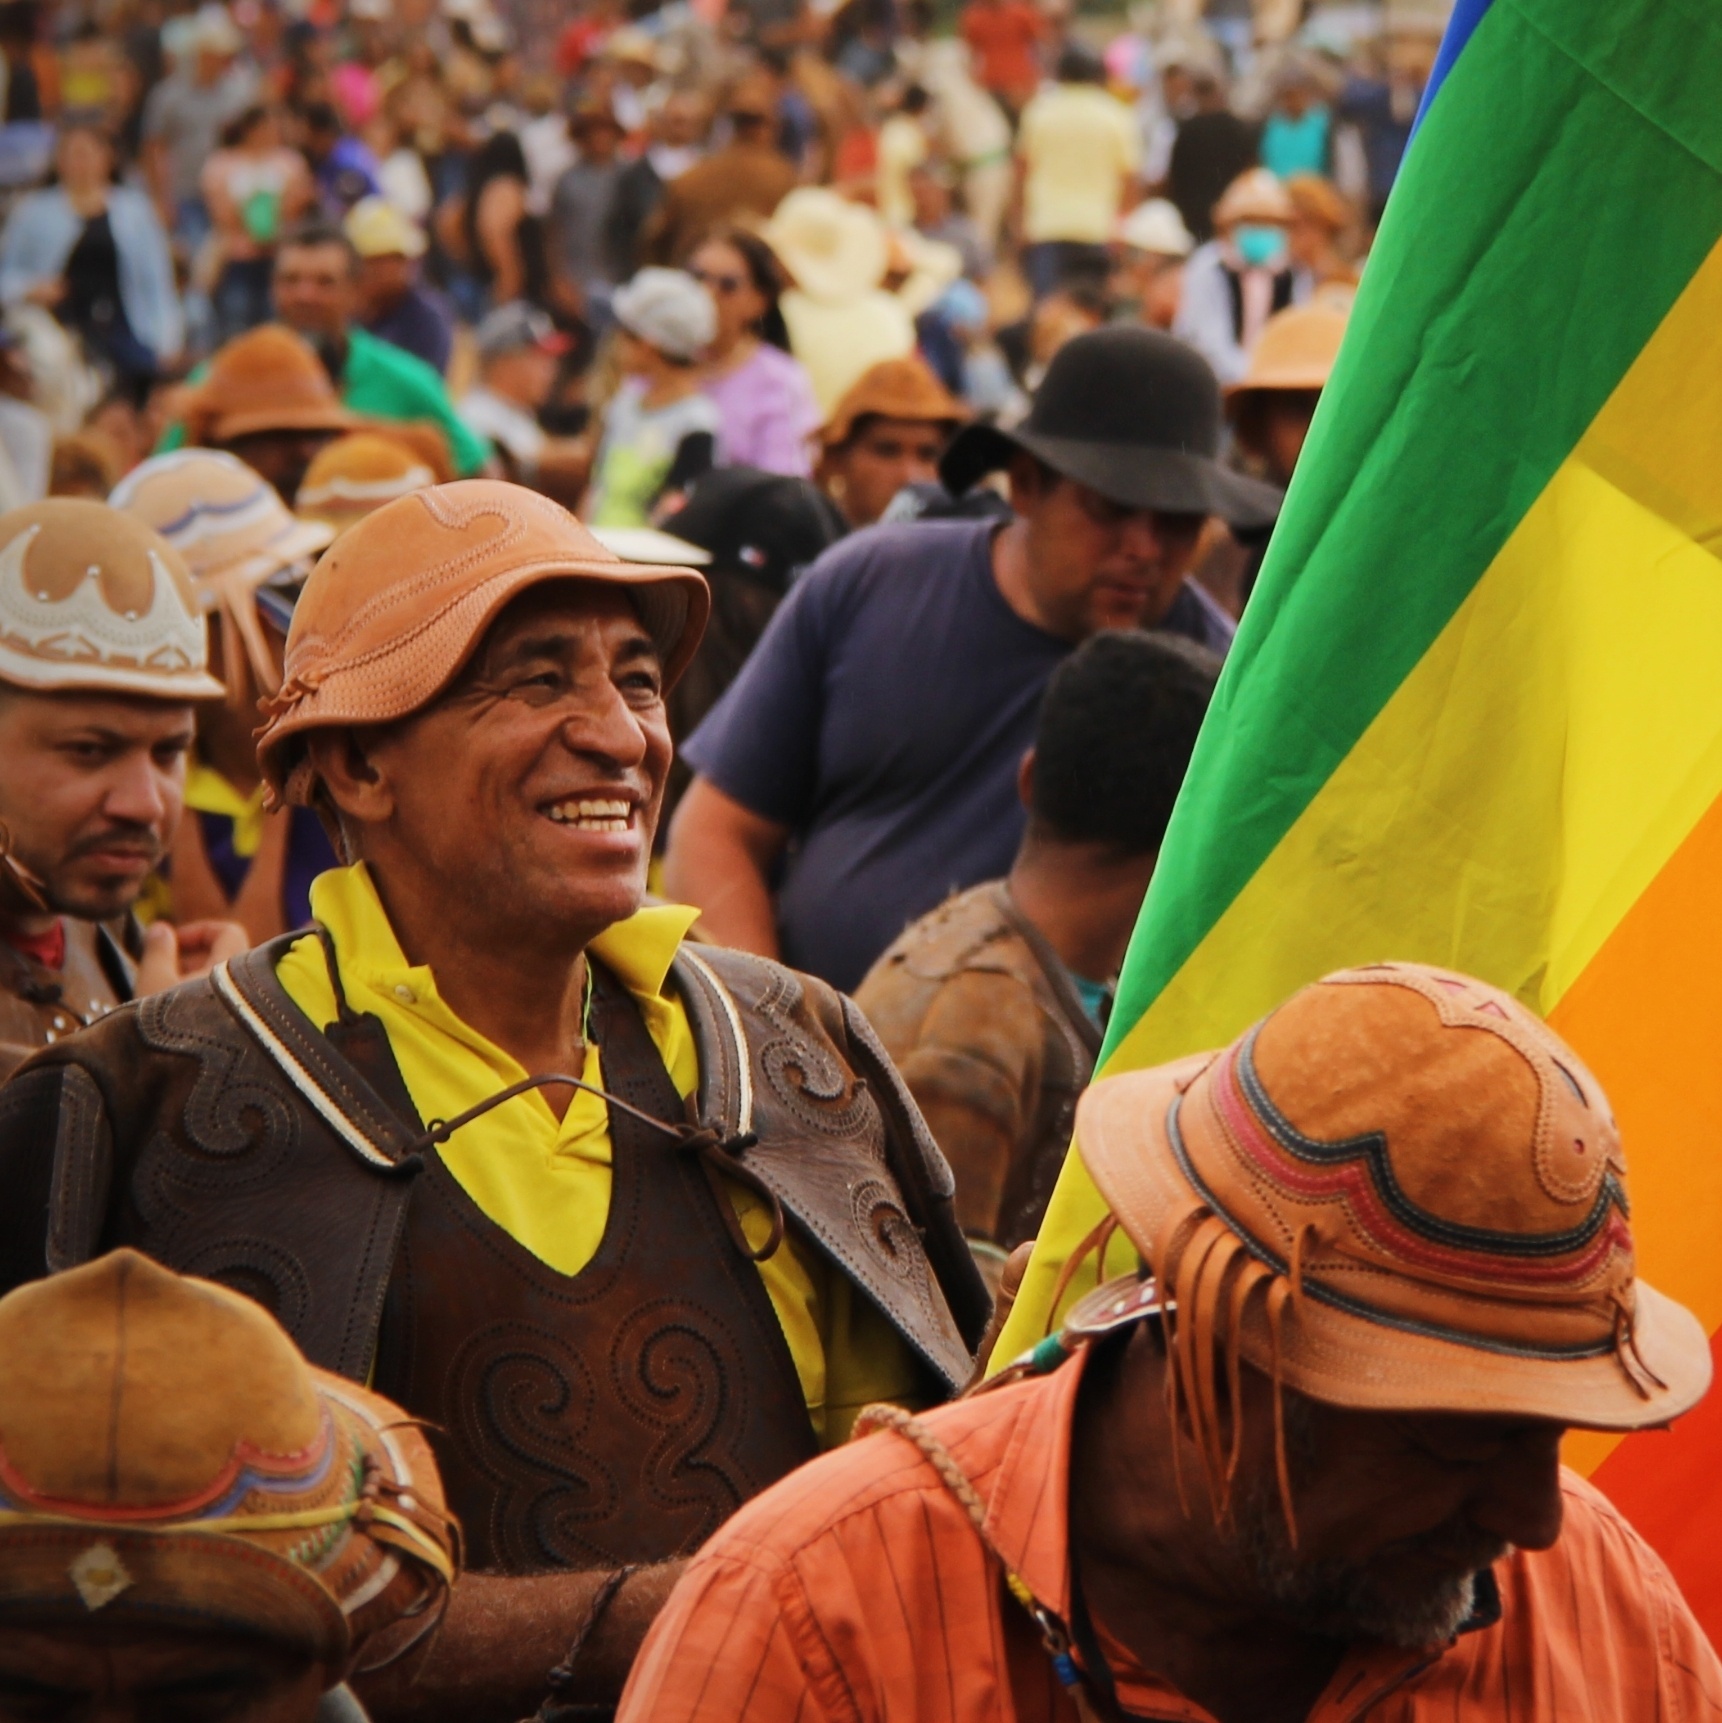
276, 863, 921, 1445
1017, 83, 1141, 245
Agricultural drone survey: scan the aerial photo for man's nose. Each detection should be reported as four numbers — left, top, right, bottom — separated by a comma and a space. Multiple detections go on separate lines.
103, 753, 173, 830
560, 681, 650, 765
1468, 1430, 1566, 1552
1116, 511, 1168, 561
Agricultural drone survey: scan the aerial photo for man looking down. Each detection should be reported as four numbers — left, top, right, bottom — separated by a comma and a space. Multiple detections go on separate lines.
0, 481, 989, 1722
618, 963, 1720, 1723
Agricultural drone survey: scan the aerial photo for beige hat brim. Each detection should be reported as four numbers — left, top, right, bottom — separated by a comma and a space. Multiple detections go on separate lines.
0, 653, 227, 702
1077, 1063, 1715, 1432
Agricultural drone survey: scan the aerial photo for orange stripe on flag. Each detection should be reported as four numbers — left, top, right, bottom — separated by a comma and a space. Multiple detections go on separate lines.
1588, 1331, 1722, 1629
1547, 788, 1722, 1631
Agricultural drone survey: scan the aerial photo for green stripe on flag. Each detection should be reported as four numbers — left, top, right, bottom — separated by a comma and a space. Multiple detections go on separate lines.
1104, 0, 1722, 1059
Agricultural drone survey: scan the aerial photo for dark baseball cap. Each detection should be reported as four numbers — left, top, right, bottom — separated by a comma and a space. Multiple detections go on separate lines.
660, 467, 847, 594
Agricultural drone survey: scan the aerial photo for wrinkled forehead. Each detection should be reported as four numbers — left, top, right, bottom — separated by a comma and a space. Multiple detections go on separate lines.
466, 578, 660, 671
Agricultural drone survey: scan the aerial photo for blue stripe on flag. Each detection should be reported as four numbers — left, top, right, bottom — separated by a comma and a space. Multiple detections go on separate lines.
1410, 0, 1496, 137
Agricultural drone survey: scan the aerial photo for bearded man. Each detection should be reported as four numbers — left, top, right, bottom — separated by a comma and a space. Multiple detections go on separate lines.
618, 963, 1720, 1723
0, 480, 989, 1722
0, 501, 246, 1077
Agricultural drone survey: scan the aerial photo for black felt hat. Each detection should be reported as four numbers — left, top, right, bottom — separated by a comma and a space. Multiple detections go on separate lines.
939, 326, 1283, 531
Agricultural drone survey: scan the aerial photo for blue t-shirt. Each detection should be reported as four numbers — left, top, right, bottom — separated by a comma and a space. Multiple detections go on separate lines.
683, 519, 1072, 992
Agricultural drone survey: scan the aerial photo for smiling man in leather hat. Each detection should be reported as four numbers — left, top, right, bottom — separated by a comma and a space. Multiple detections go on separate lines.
617, 963, 1719, 1723
666, 324, 1280, 994
0, 479, 989, 1722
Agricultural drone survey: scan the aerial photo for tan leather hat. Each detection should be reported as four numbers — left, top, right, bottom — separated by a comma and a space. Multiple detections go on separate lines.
0, 1250, 456, 1669
258, 479, 710, 807
819, 355, 968, 449
1225, 303, 1350, 401
1077, 962, 1711, 1439
0, 499, 224, 701
296, 433, 439, 537
183, 324, 357, 445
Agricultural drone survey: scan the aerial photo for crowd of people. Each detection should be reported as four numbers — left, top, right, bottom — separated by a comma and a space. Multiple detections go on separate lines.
0, 0, 1716, 1718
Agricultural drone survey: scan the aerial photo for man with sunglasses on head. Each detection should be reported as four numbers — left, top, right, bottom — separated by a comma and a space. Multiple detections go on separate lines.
664, 326, 1281, 994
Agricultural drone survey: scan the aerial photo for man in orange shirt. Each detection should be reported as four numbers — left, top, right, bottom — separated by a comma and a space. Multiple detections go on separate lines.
960, 0, 1047, 117
618, 962, 1722, 1723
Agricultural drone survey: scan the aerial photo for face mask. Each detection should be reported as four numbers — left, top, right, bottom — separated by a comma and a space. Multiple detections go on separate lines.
1235, 223, 1289, 268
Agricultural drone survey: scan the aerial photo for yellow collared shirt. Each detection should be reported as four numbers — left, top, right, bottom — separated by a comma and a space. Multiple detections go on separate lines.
276, 864, 918, 1444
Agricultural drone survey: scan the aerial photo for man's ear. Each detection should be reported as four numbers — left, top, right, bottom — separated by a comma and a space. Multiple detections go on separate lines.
1005, 451, 1045, 514
304, 728, 395, 828
1017, 746, 1035, 813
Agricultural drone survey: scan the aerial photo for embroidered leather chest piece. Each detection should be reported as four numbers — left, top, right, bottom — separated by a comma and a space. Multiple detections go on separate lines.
371, 965, 818, 1574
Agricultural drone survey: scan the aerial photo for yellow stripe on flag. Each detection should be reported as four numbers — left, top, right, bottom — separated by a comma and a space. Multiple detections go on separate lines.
998, 236, 1722, 1362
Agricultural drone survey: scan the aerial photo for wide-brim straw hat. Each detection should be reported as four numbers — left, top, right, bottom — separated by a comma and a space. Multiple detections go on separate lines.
1224, 302, 1350, 401
257, 480, 709, 808
1077, 962, 1712, 1433
1213, 166, 1296, 229
765, 188, 888, 306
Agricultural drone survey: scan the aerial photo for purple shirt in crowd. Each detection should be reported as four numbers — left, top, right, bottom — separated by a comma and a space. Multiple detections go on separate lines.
704, 342, 820, 478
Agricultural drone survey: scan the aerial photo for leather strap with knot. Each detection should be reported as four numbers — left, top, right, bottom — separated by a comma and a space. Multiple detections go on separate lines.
410, 1074, 784, 1263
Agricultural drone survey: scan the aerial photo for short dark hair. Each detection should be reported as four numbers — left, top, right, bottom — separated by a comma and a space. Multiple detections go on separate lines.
277, 220, 359, 273
1030, 630, 1220, 855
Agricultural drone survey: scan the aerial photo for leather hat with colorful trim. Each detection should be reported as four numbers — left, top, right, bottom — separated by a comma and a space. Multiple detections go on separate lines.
0, 1250, 457, 1671
1077, 962, 1711, 1435
256, 479, 710, 809
0, 498, 224, 701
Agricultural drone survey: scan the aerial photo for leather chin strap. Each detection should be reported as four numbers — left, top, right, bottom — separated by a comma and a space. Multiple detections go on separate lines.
408, 1069, 785, 1265
0, 819, 52, 915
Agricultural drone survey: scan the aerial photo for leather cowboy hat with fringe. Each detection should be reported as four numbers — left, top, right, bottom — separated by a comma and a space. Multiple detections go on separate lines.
1073, 962, 1710, 1525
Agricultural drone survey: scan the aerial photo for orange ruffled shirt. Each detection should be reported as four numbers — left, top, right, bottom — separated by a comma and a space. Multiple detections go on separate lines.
619, 1346, 1722, 1723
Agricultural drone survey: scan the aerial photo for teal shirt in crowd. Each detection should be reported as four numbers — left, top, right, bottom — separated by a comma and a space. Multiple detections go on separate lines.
160, 325, 490, 477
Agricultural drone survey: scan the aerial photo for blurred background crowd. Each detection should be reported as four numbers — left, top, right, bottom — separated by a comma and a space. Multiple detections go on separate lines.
0, 0, 1442, 528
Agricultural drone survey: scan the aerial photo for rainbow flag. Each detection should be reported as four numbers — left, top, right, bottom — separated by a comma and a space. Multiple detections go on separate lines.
992, 0, 1722, 1629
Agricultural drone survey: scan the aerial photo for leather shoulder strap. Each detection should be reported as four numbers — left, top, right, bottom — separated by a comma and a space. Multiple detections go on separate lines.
216, 936, 424, 1169
673, 944, 990, 1390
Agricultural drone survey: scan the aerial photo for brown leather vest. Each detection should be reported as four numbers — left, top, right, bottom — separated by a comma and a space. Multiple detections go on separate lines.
371, 966, 817, 1573
0, 937, 991, 1578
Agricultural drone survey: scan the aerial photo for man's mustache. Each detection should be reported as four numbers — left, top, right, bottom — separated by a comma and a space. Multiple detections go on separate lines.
64, 823, 163, 865
1378, 1520, 1510, 1576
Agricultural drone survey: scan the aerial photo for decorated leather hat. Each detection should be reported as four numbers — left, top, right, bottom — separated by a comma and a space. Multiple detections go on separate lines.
110, 450, 334, 699
182, 325, 356, 445
1077, 963, 1712, 1443
295, 433, 439, 537
938, 326, 1283, 530
0, 1250, 457, 1669
0, 499, 223, 701
258, 479, 710, 807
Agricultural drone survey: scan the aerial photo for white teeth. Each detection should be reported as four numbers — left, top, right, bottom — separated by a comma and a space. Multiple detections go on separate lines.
547, 798, 634, 832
